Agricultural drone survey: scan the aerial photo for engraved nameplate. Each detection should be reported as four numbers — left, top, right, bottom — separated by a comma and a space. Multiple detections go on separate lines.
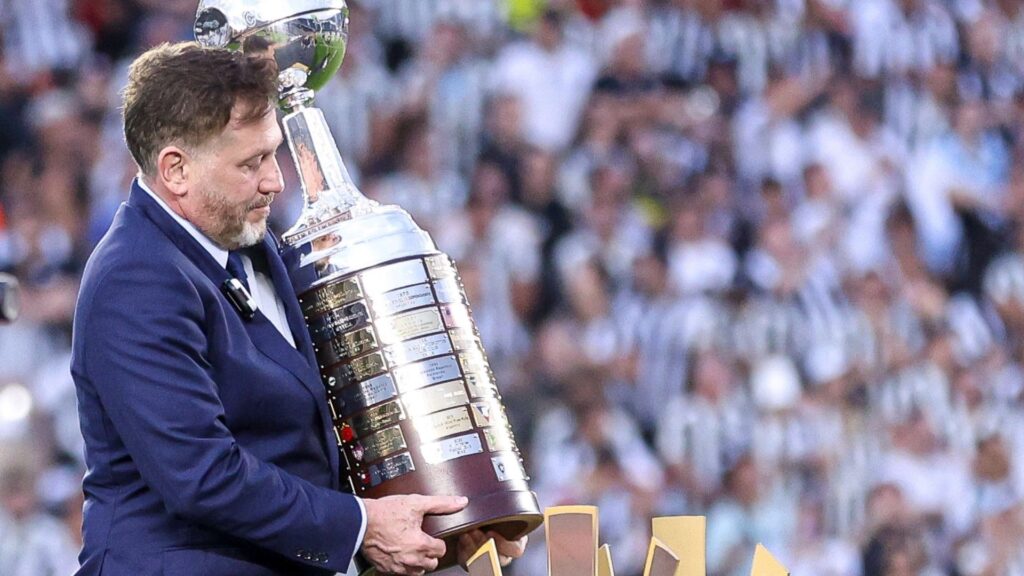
353, 426, 407, 463
377, 308, 445, 345
360, 260, 428, 294
333, 373, 397, 416
371, 283, 436, 317
421, 432, 484, 464
393, 356, 463, 393
309, 301, 370, 343
413, 406, 474, 442
301, 278, 363, 317
448, 328, 481, 353
433, 277, 465, 304
425, 255, 457, 279
384, 333, 453, 366
459, 351, 490, 375
348, 401, 405, 438
402, 380, 469, 417
354, 353, 386, 380
364, 452, 415, 487
323, 352, 386, 389
440, 303, 472, 329
316, 326, 379, 367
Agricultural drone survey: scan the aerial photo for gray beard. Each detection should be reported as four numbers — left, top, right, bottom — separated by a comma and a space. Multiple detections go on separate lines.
230, 219, 267, 249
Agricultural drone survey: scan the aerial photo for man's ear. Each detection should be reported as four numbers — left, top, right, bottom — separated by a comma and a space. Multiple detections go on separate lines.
155, 145, 192, 200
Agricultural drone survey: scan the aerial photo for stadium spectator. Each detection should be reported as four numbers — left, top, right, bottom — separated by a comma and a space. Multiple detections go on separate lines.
2, 1, 1024, 574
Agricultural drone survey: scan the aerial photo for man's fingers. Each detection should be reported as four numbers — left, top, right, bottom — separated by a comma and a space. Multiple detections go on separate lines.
460, 529, 488, 550
488, 531, 528, 558
417, 494, 469, 515
420, 533, 448, 559
487, 528, 528, 557
456, 530, 490, 567
418, 556, 439, 573
400, 551, 439, 573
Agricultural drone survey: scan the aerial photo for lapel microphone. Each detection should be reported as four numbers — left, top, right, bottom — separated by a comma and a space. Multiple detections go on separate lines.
222, 278, 258, 320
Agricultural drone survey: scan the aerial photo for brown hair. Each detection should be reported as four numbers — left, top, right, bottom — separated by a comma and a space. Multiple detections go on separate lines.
122, 42, 278, 175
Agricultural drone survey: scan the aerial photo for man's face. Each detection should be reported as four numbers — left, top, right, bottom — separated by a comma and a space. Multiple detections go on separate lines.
183, 103, 284, 250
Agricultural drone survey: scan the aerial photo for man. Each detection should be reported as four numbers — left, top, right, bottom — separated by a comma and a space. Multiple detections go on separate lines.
71, 42, 524, 576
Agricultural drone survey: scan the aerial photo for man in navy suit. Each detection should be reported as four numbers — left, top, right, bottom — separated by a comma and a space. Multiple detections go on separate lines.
71, 43, 525, 575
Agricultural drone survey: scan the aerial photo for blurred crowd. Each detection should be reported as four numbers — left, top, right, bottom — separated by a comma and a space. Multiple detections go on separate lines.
4, 0, 1024, 574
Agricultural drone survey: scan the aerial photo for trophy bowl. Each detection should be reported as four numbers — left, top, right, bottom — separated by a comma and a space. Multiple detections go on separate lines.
195, 0, 348, 107
195, 0, 543, 570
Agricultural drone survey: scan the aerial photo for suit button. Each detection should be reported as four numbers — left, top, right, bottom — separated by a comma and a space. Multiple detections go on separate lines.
296, 549, 307, 559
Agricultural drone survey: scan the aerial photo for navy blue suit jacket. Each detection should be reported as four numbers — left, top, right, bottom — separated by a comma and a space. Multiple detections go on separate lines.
71, 182, 363, 575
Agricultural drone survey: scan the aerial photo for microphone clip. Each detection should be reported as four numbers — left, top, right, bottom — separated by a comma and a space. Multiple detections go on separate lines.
221, 278, 258, 320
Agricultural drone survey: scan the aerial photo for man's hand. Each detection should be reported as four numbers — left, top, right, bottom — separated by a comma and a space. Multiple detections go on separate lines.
456, 529, 528, 569
361, 494, 468, 575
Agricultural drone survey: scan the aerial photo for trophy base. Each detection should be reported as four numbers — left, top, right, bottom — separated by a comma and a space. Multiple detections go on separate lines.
428, 489, 543, 570
356, 490, 542, 574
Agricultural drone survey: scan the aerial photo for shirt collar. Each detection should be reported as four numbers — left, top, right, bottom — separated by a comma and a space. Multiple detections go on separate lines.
137, 177, 229, 268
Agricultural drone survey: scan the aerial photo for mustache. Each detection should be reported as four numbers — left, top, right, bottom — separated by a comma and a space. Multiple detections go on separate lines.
247, 194, 276, 211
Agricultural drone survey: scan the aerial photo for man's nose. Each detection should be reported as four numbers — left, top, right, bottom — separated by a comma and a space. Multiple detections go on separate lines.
261, 156, 285, 194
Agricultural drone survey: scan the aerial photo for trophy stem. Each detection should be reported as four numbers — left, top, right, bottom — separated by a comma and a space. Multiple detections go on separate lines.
280, 84, 316, 113
281, 105, 374, 245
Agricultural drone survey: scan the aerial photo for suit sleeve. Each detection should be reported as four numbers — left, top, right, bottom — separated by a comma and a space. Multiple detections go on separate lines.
80, 262, 363, 572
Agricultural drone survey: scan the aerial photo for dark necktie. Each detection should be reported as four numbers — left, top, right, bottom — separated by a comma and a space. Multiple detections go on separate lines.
226, 250, 250, 292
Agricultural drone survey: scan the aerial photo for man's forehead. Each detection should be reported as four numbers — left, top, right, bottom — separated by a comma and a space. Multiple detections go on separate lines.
220, 104, 282, 145
228, 100, 277, 127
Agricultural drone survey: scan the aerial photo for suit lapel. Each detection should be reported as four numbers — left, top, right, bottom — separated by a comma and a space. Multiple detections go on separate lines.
260, 236, 343, 481
261, 236, 318, 366
129, 182, 340, 481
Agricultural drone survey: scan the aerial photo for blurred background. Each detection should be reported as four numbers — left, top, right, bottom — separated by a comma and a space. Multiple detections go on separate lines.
3, 0, 1024, 574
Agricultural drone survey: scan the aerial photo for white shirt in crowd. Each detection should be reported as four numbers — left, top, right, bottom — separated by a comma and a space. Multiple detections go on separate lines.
491, 36, 598, 152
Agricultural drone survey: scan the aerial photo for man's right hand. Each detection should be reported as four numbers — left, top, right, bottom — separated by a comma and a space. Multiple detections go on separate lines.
360, 494, 468, 575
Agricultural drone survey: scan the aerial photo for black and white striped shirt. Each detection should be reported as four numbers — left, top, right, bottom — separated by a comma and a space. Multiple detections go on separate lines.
423, 58, 492, 174
317, 59, 397, 168
615, 291, 729, 427
656, 390, 752, 495
644, 5, 716, 83
0, 0, 90, 82
850, 0, 959, 78
362, 0, 507, 45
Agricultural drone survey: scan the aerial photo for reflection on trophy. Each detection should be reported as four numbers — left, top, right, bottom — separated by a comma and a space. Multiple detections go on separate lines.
194, 0, 543, 569
0, 273, 19, 324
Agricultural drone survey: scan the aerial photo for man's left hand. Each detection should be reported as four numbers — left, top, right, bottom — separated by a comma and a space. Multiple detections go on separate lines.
456, 529, 528, 569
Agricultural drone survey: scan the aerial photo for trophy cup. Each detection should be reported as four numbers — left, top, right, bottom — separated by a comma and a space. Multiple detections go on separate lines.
194, 1, 543, 569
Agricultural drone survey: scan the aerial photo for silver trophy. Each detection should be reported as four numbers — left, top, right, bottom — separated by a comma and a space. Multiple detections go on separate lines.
194, 1, 542, 570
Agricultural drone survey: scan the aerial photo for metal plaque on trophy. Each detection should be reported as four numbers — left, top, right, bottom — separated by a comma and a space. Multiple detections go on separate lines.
194, 1, 543, 569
